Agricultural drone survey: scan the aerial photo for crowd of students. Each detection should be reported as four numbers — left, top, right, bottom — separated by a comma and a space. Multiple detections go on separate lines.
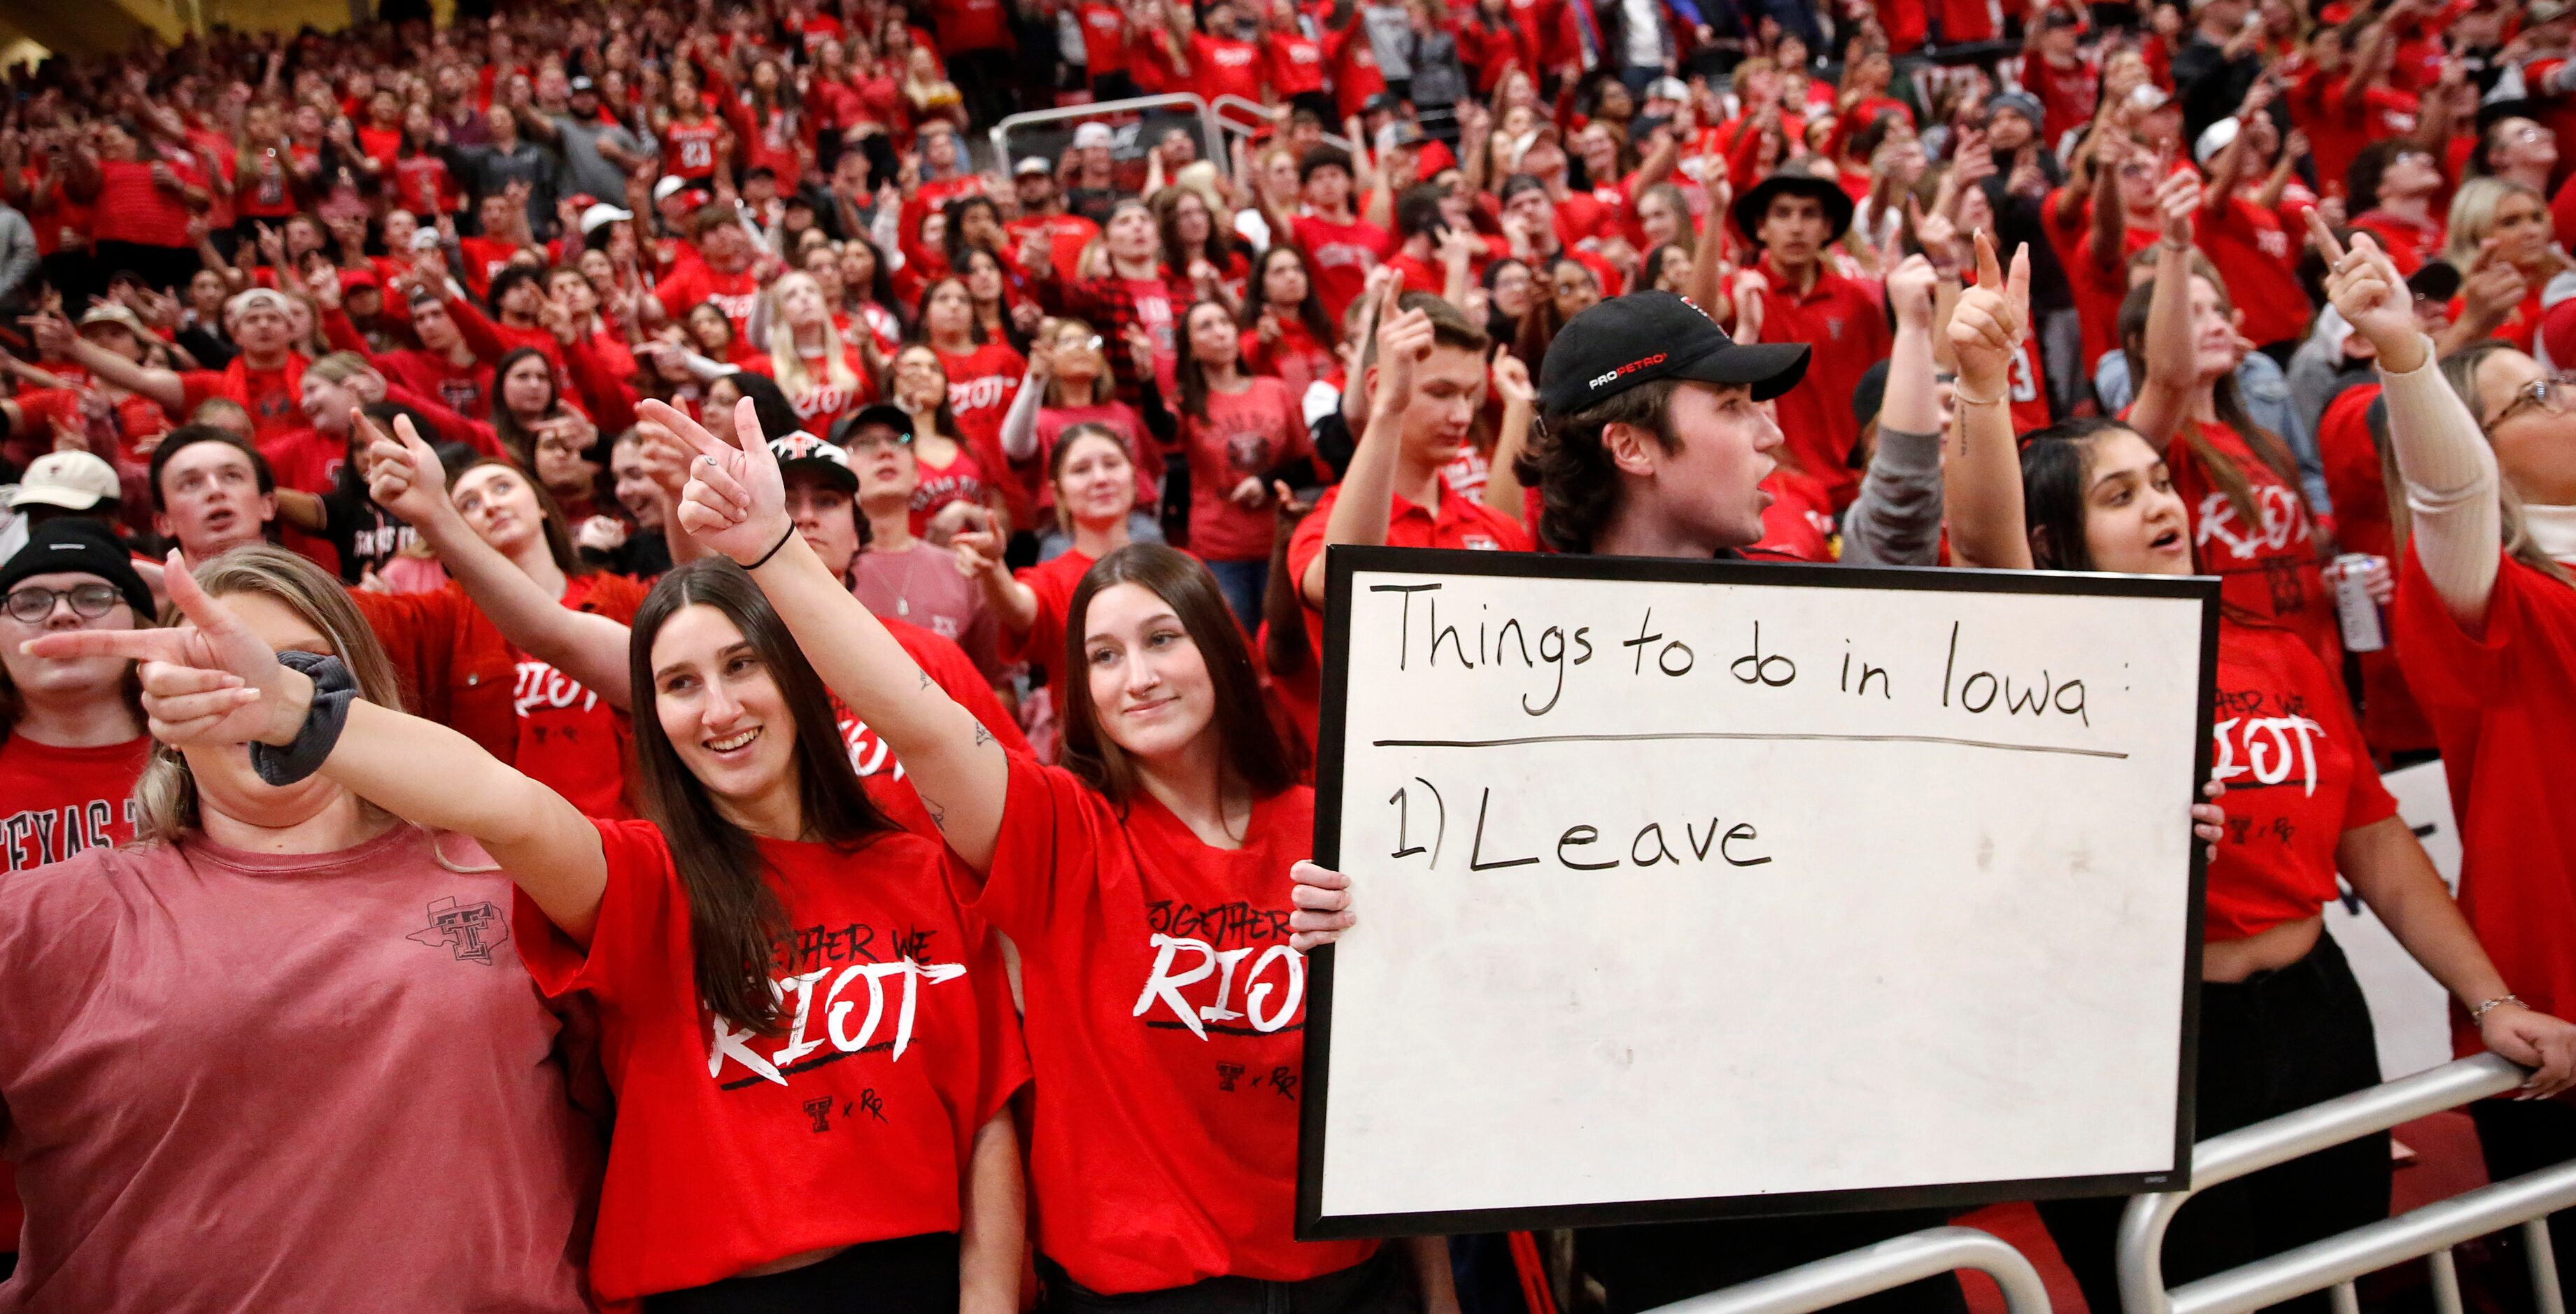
8, 0, 2576, 1309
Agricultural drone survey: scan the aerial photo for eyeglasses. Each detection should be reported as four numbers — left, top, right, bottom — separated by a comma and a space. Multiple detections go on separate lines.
5, 582, 126, 624
2485, 373, 2576, 432
846, 430, 913, 453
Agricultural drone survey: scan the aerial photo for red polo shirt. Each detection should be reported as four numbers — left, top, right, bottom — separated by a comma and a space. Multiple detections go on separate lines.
1756, 257, 1890, 511
1285, 479, 1534, 659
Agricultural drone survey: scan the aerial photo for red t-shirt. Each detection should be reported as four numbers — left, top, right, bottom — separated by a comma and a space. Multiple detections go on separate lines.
2348, 209, 2443, 278
750, 341, 877, 437
1325, 22, 1387, 119
1266, 31, 1327, 97
2022, 52, 2101, 146
1758, 260, 1892, 510
179, 353, 310, 441
1007, 549, 1096, 700
6, 386, 171, 465
933, 0, 1012, 52
2313, 385, 2434, 758
391, 153, 455, 218
516, 819, 1028, 1301
0, 734, 147, 875
2202, 619, 2398, 939
1289, 213, 1394, 328
837, 617, 1032, 836
90, 154, 203, 248
2288, 73, 2416, 207
0, 730, 144, 1252
1184, 378, 1307, 563
1191, 34, 1266, 104
656, 260, 763, 339
664, 118, 726, 183
1078, 2, 1128, 74
2391, 549, 2576, 1056
1243, 320, 1337, 400
1753, 466, 1837, 561
2071, 224, 2157, 382
937, 341, 1030, 514
910, 436, 996, 536
509, 573, 650, 820
2199, 195, 2312, 348
976, 757, 1379, 1292
2164, 418, 2337, 672
1287, 480, 1534, 658
1006, 213, 1101, 286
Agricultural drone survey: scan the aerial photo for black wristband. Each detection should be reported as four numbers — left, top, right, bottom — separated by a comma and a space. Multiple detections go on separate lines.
249, 650, 359, 786
745, 521, 798, 570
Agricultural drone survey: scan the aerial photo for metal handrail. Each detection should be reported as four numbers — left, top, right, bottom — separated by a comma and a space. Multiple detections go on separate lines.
1209, 92, 1357, 157
2118, 1053, 2561, 1314
987, 94, 1222, 181
1644, 1226, 2051, 1314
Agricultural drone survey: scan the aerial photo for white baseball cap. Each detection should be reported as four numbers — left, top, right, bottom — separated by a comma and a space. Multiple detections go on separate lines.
581, 202, 635, 235
653, 174, 689, 203
8, 451, 121, 511
1014, 155, 1053, 176
1072, 122, 1115, 150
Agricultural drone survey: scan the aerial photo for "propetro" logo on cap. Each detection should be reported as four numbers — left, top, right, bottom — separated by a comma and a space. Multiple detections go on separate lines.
1587, 353, 1668, 391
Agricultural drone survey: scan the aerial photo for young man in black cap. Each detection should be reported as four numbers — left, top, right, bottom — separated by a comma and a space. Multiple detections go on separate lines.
1717, 169, 1888, 511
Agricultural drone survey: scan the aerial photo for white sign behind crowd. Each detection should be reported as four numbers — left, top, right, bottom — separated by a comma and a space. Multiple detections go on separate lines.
1301, 549, 2218, 1236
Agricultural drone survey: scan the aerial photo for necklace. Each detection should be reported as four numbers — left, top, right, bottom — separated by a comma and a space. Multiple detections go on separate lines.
881, 542, 923, 616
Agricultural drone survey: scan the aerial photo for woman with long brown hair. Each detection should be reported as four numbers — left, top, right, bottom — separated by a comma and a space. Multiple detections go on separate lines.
2128, 169, 2339, 671
667, 400, 1458, 1314
1175, 299, 1307, 630
6, 546, 596, 1311
41, 509, 1029, 1312
347, 449, 651, 819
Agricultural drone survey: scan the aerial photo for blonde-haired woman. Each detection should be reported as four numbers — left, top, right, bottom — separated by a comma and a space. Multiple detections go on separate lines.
1, 545, 596, 1311
2440, 177, 2560, 355
756, 269, 879, 438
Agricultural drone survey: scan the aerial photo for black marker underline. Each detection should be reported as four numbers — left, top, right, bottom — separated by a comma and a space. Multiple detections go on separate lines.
1369, 731, 2128, 760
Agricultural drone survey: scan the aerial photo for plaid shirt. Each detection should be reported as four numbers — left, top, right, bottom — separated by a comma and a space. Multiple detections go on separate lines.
1035, 267, 1194, 411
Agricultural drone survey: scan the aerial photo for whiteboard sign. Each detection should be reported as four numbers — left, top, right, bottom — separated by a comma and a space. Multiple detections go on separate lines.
1298, 549, 2218, 1238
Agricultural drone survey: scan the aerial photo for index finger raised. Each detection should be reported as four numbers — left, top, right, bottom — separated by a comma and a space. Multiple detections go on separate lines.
638, 397, 729, 461
2304, 207, 2346, 264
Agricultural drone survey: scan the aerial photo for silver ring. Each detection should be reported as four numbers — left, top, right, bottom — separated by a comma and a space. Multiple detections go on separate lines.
704, 455, 717, 465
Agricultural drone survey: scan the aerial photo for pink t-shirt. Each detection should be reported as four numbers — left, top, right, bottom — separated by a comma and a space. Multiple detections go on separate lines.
0, 824, 597, 1311
849, 542, 1004, 682
1184, 377, 1306, 563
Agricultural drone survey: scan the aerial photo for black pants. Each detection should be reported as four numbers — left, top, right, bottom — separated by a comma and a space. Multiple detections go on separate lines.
643, 1231, 959, 1314
2040, 935, 2388, 1314
1578, 1209, 1965, 1314
2470, 1097, 2576, 1309
86, 239, 199, 299
1042, 1243, 1417, 1314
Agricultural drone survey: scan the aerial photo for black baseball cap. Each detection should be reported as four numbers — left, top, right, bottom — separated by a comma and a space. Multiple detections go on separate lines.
2406, 258, 2463, 304
0, 518, 155, 621
1537, 291, 1810, 414
833, 403, 914, 446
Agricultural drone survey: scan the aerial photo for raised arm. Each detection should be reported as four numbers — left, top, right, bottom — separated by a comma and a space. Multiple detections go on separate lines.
1943, 232, 2038, 570
2125, 168, 2205, 452
361, 414, 637, 705
661, 398, 1012, 871
951, 521, 1042, 636
2312, 216, 2501, 630
1841, 253, 1947, 566
1303, 280, 1424, 609
28, 311, 187, 413
26, 553, 610, 941
1482, 353, 1537, 522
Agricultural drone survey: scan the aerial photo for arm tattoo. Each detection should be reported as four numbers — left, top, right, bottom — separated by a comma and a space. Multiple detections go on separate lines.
973, 722, 993, 749
917, 667, 932, 691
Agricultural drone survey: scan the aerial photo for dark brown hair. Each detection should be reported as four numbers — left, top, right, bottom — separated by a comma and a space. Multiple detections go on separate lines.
628, 559, 900, 1034
1176, 299, 1243, 422
1517, 378, 1680, 553
1059, 544, 1294, 806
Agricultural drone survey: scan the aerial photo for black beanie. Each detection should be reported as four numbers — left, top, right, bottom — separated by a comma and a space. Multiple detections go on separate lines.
0, 519, 155, 621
